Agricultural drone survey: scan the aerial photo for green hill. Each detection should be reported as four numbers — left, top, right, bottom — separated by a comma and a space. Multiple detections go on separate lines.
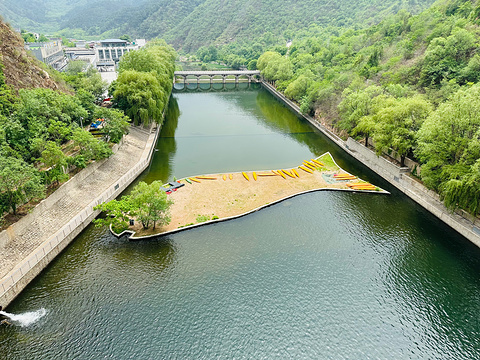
0, 0, 149, 34
2, 0, 435, 51
256, 0, 480, 216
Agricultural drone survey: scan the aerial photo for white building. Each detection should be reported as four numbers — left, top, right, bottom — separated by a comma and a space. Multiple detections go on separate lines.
95, 39, 146, 70
25, 40, 67, 71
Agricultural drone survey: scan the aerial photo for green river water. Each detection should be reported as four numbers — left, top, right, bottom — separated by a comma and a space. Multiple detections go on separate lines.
1, 83, 480, 359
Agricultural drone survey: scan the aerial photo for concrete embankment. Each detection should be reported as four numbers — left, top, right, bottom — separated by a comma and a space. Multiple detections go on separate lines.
261, 81, 480, 248
0, 124, 160, 308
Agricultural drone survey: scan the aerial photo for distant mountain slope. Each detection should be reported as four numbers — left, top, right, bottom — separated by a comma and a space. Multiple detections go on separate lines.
0, 0, 149, 34
1, 0, 436, 51
158, 0, 437, 52
87, 0, 435, 51
62, 0, 204, 40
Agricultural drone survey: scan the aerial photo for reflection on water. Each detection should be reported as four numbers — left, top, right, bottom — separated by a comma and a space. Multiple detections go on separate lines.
2, 86, 480, 359
139, 96, 180, 185
174, 81, 257, 92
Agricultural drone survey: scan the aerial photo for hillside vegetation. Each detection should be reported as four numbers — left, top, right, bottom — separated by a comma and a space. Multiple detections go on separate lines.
0, 0, 149, 34
0, 19, 176, 225
2, 0, 435, 52
257, 0, 480, 216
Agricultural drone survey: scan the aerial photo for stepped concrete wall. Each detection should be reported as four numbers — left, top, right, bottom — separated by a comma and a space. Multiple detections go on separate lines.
0, 125, 160, 308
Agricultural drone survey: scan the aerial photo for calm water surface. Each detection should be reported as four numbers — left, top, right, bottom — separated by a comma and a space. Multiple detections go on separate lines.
1, 85, 480, 359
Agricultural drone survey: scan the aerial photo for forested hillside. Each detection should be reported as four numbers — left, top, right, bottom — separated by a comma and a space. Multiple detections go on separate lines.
0, 0, 149, 34
155, 0, 435, 52
2, 0, 435, 52
257, 0, 480, 216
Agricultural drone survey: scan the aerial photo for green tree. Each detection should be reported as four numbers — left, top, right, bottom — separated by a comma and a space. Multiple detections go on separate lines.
39, 141, 69, 185
441, 159, 480, 216
0, 156, 44, 214
119, 34, 132, 43
65, 60, 87, 75
47, 119, 73, 144
338, 86, 383, 133
284, 72, 314, 102
129, 181, 173, 229
353, 115, 376, 148
420, 29, 476, 86
416, 85, 480, 190
373, 95, 432, 167
94, 198, 134, 233
72, 128, 112, 161
113, 70, 165, 125
94, 107, 130, 143
257, 51, 293, 82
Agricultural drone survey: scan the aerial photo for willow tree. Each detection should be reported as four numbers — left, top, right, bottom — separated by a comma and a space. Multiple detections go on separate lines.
416, 85, 480, 215
114, 40, 176, 126
441, 159, 480, 216
373, 95, 432, 167
113, 70, 165, 125
257, 51, 293, 83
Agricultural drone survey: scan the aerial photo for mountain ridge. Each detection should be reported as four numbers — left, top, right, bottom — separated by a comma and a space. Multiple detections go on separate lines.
1, 0, 436, 52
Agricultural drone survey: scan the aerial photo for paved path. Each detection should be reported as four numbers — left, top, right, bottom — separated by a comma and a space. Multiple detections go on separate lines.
0, 127, 149, 280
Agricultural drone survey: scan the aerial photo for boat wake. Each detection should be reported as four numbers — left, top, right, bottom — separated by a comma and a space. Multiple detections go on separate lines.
0, 308, 47, 327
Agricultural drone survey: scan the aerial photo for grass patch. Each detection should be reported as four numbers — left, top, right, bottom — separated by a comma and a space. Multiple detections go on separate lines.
196, 214, 211, 223
318, 153, 340, 171
178, 223, 195, 228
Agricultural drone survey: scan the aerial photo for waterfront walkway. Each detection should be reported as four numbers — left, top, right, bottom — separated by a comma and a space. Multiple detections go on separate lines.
0, 126, 155, 306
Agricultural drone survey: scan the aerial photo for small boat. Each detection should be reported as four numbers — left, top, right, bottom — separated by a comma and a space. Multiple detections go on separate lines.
291, 169, 300, 177
347, 183, 376, 189
303, 162, 316, 170
189, 177, 201, 183
257, 173, 277, 176
196, 176, 217, 180
312, 159, 324, 166
334, 176, 356, 180
304, 160, 316, 167
351, 186, 377, 191
223, 174, 227, 181
272, 170, 279, 176
242, 172, 249, 181
277, 170, 286, 179
229, 174, 233, 180
185, 178, 192, 184
334, 174, 356, 180
282, 170, 295, 178
298, 166, 313, 174
253, 172, 257, 181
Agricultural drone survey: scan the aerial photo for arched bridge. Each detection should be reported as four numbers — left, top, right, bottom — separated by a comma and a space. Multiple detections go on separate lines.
174, 70, 261, 84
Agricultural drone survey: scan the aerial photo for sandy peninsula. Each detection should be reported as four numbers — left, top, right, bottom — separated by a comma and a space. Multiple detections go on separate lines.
116, 152, 388, 238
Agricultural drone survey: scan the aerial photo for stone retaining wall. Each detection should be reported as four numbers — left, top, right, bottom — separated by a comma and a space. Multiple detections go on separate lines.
0, 126, 160, 307
262, 80, 480, 247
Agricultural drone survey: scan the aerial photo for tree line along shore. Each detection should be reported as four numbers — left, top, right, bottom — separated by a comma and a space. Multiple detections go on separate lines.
0, 38, 176, 227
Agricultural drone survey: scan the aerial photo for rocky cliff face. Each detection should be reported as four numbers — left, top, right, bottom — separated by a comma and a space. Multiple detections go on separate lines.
0, 20, 69, 92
